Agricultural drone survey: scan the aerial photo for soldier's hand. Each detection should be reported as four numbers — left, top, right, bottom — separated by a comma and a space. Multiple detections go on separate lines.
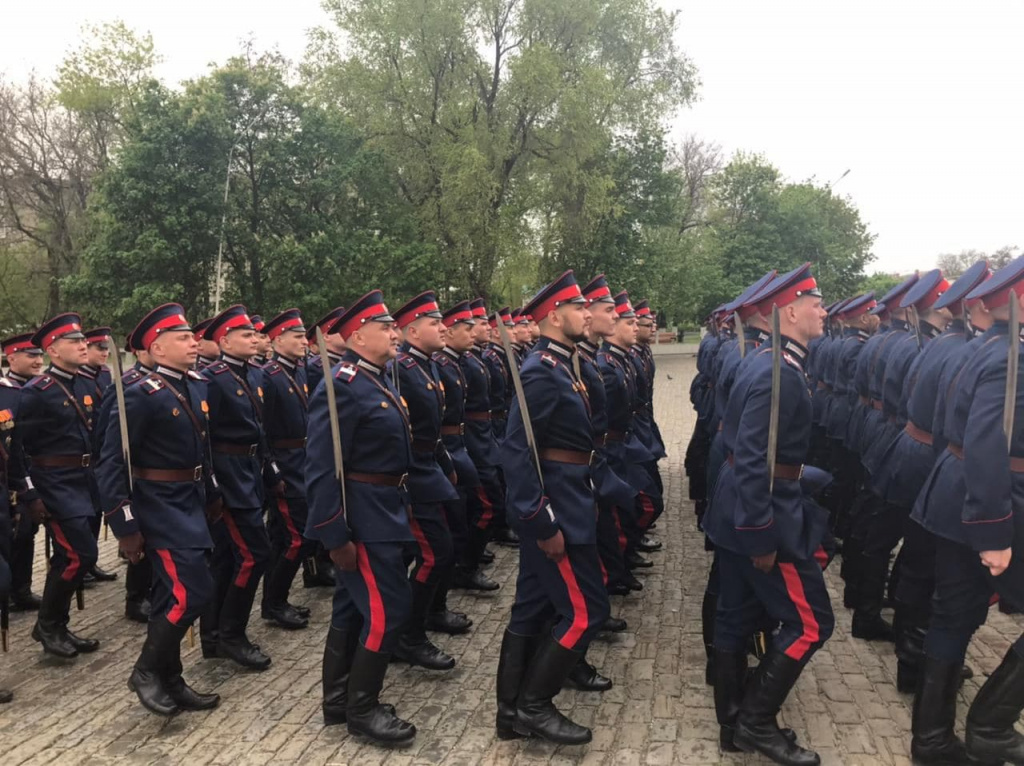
981, 548, 1012, 577
205, 497, 224, 525
751, 551, 777, 573
119, 532, 146, 564
330, 542, 358, 572
28, 499, 49, 524
537, 530, 566, 562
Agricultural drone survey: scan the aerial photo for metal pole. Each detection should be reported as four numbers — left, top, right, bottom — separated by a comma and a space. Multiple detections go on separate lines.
213, 143, 235, 315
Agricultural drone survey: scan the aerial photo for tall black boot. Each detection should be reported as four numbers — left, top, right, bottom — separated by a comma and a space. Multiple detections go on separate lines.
911, 656, 972, 765
218, 582, 271, 670
702, 586, 718, 686
302, 554, 335, 588
393, 580, 455, 671
161, 619, 220, 711
966, 647, 1024, 764
851, 553, 894, 642
565, 648, 613, 692
346, 643, 416, 746
894, 600, 929, 693
714, 649, 748, 752
734, 650, 820, 766
514, 635, 592, 745
495, 630, 537, 740
128, 618, 180, 716
261, 557, 308, 630
31, 570, 78, 658
426, 567, 472, 634
322, 626, 358, 725
453, 527, 499, 591
124, 556, 153, 624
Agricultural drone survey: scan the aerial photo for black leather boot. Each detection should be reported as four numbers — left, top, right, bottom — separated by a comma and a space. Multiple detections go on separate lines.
125, 598, 151, 624
128, 619, 180, 716
302, 556, 335, 588
492, 527, 519, 546
622, 571, 644, 592
851, 554, 894, 642
32, 571, 79, 658
714, 649, 748, 752
427, 568, 472, 634
262, 556, 308, 629
566, 652, 613, 692
638, 535, 662, 552
734, 650, 820, 766
894, 600, 929, 693
966, 647, 1024, 764
702, 587, 718, 687
346, 644, 416, 747
601, 616, 627, 633
218, 583, 271, 670
495, 630, 536, 740
10, 583, 41, 611
393, 580, 455, 670
452, 567, 499, 592
88, 564, 118, 582
161, 619, 220, 711
322, 625, 358, 725
911, 655, 972, 765
0, 688, 11, 704
626, 551, 653, 569
514, 636, 592, 745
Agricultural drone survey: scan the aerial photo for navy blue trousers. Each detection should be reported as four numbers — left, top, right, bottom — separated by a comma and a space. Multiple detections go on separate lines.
267, 495, 316, 563
408, 503, 454, 586
46, 515, 98, 586
715, 548, 834, 662
332, 541, 412, 653
509, 541, 610, 651
925, 535, 1024, 664
150, 547, 213, 627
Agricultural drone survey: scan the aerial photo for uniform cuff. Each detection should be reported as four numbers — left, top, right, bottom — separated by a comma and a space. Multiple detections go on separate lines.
735, 522, 778, 557
520, 496, 559, 540
105, 501, 141, 539
312, 509, 351, 549
964, 516, 1014, 554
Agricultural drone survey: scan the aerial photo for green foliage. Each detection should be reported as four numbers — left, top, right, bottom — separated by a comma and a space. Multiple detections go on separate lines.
858, 272, 904, 298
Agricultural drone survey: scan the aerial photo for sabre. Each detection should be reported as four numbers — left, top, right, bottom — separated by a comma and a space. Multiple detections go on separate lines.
734, 311, 746, 359
108, 349, 133, 493
909, 305, 923, 351
767, 305, 781, 493
315, 328, 347, 510
496, 320, 543, 484
1005, 294, 1019, 452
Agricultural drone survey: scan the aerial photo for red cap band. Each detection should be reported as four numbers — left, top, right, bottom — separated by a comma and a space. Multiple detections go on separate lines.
3, 339, 35, 355
758, 277, 819, 314
42, 321, 82, 349
338, 303, 389, 339
533, 285, 583, 321
211, 313, 252, 344
267, 317, 303, 340
396, 300, 441, 329
917, 279, 950, 311
443, 309, 474, 328
143, 313, 189, 350
584, 285, 611, 304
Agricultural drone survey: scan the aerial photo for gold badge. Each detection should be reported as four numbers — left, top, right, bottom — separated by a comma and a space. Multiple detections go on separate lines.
172, 408, 180, 417
257, 386, 264, 398
381, 401, 389, 408
83, 395, 93, 406
440, 382, 445, 392
288, 387, 293, 394
63, 400, 70, 407
236, 389, 244, 396
303, 384, 308, 394
201, 400, 209, 413
400, 396, 409, 409
426, 383, 434, 390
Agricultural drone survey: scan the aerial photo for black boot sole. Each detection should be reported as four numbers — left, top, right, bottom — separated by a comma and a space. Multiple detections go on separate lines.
127, 678, 180, 717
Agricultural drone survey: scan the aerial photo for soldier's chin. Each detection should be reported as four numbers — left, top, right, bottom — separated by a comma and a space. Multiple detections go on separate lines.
566, 329, 588, 344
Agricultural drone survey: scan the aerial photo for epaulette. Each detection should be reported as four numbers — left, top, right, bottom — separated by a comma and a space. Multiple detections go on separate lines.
435, 354, 451, 367
264, 361, 282, 376
187, 370, 204, 380
0, 378, 14, 388
29, 375, 53, 390
207, 361, 230, 375
400, 356, 417, 369
540, 353, 558, 367
121, 369, 143, 385
335, 363, 357, 383
141, 376, 166, 395
783, 353, 802, 370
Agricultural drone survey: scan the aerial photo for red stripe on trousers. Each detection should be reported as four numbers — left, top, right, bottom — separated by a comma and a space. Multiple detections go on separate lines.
275, 496, 304, 562
409, 517, 435, 584
222, 512, 256, 588
779, 562, 820, 661
156, 549, 188, 625
48, 520, 81, 582
474, 486, 494, 530
555, 556, 589, 650
598, 557, 608, 586
612, 508, 628, 552
813, 545, 828, 571
356, 543, 386, 652
637, 492, 656, 530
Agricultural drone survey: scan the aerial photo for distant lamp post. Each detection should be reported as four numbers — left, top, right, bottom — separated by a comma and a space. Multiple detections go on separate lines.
826, 168, 851, 191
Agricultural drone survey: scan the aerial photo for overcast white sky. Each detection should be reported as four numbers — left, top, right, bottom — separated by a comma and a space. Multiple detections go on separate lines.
3, 0, 1021, 274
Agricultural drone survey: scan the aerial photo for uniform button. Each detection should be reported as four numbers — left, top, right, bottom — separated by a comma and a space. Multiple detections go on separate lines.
381, 402, 389, 408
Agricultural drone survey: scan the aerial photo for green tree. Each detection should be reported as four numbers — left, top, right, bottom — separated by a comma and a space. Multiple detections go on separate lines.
858, 272, 903, 298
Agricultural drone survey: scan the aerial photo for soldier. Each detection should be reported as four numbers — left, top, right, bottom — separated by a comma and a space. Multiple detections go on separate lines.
90, 336, 157, 623
428, 300, 480, 636
911, 256, 1024, 765
495, 270, 610, 746
2, 333, 44, 612
192, 319, 219, 370
305, 290, 417, 747
250, 315, 271, 367
301, 307, 346, 590
96, 303, 221, 716
199, 305, 281, 670
482, 309, 518, 547
703, 263, 832, 766
18, 314, 102, 658
259, 309, 314, 630
390, 292, 459, 670
452, 298, 502, 592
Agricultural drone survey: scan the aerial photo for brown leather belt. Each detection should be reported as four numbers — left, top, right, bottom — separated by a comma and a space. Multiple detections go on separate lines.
133, 466, 202, 482
347, 472, 408, 487
904, 422, 932, 446
948, 443, 1024, 473
870, 400, 883, 411
465, 411, 491, 421
538, 448, 594, 465
411, 438, 440, 454
32, 454, 91, 468
602, 430, 627, 444
440, 424, 464, 436
727, 454, 803, 481
212, 442, 259, 456
271, 438, 306, 450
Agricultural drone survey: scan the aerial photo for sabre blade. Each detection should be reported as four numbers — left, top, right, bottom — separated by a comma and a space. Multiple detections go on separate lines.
1005, 295, 1019, 452
496, 320, 543, 485
315, 328, 347, 509
734, 311, 746, 359
767, 305, 782, 492
108, 349, 133, 492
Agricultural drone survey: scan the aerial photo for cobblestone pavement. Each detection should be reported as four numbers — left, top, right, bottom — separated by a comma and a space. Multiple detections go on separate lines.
2, 354, 1022, 765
